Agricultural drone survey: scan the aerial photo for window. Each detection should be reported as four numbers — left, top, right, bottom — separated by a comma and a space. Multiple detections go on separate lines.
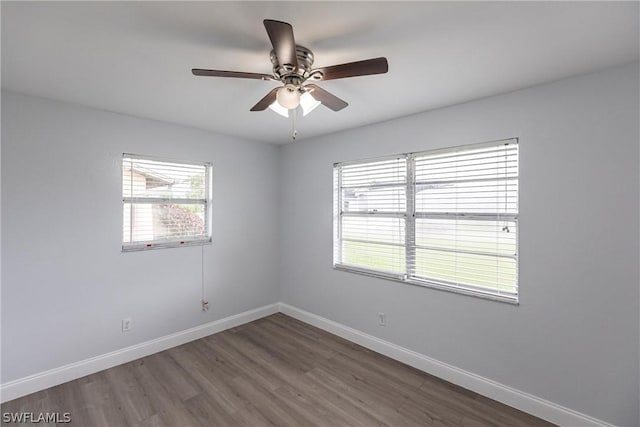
122, 154, 212, 251
334, 139, 519, 303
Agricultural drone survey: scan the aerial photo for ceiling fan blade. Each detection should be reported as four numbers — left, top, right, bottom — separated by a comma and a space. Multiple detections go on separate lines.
314, 57, 388, 81
305, 84, 348, 111
250, 87, 279, 111
263, 19, 298, 71
192, 69, 275, 80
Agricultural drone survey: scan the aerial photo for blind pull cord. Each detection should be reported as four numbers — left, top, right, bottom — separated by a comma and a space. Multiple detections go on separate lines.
201, 245, 209, 312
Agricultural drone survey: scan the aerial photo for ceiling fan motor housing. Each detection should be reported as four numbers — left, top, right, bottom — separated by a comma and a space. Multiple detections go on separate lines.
270, 45, 322, 82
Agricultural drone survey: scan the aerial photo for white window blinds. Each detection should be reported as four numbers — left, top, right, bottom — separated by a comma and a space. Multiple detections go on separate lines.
122, 154, 212, 251
334, 139, 519, 302
334, 157, 407, 277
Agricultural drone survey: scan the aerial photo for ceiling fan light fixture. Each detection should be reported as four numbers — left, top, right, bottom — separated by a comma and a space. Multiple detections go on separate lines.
268, 100, 289, 117
300, 92, 321, 116
193, 19, 389, 122
276, 84, 300, 109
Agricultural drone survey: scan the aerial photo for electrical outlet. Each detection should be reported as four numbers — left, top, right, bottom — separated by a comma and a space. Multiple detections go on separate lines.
201, 300, 209, 312
378, 312, 386, 326
122, 318, 132, 332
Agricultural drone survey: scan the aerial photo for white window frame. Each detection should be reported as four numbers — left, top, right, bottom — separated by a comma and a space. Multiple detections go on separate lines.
122, 154, 213, 252
333, 139, 519, 304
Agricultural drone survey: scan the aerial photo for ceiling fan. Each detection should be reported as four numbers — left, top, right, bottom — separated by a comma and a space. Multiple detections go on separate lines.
192, 19, 389, 117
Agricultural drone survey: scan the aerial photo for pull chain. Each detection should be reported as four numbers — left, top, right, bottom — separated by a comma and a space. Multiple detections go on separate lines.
291, 108, 298, 141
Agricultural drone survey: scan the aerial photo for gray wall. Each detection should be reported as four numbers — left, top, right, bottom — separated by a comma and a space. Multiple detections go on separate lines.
278, 63, 639, 426
1, 92, 281, 383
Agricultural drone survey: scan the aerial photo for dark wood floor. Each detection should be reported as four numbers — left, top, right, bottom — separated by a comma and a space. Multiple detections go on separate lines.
2, 314, 554, 426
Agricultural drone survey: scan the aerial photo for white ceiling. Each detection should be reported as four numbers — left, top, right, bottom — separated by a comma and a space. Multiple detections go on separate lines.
2, 1, 638, 144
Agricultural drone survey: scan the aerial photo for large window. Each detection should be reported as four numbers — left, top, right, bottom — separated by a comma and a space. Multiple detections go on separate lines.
122, 154, 212, 251
333, 139, 518, 302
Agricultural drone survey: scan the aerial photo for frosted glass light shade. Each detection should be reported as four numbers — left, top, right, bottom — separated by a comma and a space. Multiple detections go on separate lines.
300, 92, 321, 116
276, 84, 300, 109
268, 101, 289, 117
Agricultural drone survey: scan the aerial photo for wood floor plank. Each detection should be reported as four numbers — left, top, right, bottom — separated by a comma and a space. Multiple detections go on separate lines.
182, 394, 237, 427
234, 319, 331, 373
165, 344, 243, 415
78, 372, 131, 427
272, 384, 361, 427
144, 352, 201, 401
1, 314, 556, 427
104, 363, 157, 423
303, 366, 395, 426
202, 333, 284, 392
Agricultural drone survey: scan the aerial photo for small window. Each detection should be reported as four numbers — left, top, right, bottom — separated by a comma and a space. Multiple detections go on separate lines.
122, 154, 212, 251
334, 139, 519, 303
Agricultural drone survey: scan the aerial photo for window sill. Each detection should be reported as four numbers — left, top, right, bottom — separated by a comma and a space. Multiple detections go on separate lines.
333, 264, 519, 305
122, 238, 212, 252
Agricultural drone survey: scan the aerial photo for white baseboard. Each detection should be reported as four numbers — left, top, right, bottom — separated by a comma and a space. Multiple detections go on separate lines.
278, 303, 615, 427
0, 303, 279, 403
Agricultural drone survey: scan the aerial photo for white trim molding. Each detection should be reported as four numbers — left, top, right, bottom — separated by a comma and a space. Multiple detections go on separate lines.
278, 303, 616, 427
0, 303, 279, 403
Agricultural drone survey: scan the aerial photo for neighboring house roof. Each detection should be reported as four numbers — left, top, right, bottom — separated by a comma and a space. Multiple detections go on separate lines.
127, 165, 175, 189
